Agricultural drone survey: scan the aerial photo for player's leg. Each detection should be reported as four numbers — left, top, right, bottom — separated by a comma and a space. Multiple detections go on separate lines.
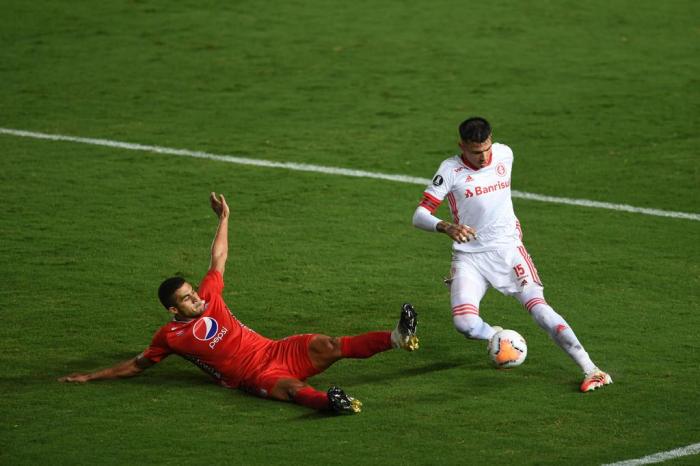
305, 334, 388, 371
269, 378, 361, 413
253, 337, 364, 413
450, 256, 496, 340
306, 332, 392, 370
307, 304, 419, 371
510, 245, 611, 390
515, 286, 594, 370
515, 286, 612, 391
503, 245, 585, 361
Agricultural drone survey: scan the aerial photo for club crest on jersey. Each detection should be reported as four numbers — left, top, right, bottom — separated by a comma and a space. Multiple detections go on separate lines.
432, 175, 444, 186
496, 162, 507, 177
466, 175, 474, 182
193, 317, 219, 341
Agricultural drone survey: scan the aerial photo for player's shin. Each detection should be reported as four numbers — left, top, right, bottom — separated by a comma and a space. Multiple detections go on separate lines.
340, 332, 392, 358
293, 386, 331, 411
530, 305, 597, 374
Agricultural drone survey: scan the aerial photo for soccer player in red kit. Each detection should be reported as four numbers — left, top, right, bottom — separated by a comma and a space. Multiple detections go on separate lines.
59, 193, 419, 413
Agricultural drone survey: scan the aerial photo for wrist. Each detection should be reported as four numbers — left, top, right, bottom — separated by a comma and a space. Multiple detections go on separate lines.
436, 221, 451, 233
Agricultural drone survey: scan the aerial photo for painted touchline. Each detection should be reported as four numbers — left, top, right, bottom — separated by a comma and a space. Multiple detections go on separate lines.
1, 127, 698, 222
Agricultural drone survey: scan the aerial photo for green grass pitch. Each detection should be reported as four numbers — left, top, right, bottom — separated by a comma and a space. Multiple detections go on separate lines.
1, 1, 698, 464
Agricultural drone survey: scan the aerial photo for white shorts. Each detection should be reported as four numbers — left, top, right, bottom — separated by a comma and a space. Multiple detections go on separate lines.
449, 244, 543, 309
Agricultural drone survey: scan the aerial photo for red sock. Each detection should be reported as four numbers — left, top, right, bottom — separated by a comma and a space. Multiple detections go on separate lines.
293, 386, 330, 411
340, 331, 392, 359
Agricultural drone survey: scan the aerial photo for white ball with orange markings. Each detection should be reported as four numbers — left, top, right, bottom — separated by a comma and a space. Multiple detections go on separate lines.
488, 329, 527, 368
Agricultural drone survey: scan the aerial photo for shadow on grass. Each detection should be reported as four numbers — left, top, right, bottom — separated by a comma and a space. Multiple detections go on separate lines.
25, 353, 468, 390
343, 359, 467, 386
287, 360, 469, 421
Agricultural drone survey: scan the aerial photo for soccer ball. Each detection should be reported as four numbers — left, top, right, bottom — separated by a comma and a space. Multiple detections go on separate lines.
488, 329, 527, 368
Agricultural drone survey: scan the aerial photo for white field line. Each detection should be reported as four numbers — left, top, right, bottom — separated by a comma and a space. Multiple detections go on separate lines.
602, 442, 700, 466
1, 127, 699, 222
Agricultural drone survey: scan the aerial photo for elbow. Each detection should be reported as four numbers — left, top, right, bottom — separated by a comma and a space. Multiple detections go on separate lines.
212, 251, 228, 265
411, 207, 423, 228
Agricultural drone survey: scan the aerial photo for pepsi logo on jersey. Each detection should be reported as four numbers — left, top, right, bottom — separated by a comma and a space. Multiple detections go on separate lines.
192, 317, 229, 349
193, 317, 220, 341
207, 327, 228, 349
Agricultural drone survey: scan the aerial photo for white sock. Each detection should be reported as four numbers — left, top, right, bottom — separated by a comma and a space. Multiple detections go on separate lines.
530, 304, 597, 374
453, 314, 498, 340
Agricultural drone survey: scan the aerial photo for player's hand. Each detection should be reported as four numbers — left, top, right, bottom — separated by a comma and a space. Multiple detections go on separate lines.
58, 373, 92, 383
210, 192, 229, 219
440, 222, 477, 243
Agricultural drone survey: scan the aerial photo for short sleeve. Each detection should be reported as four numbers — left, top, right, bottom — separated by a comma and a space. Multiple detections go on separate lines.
497, 143, 514, 161
198, 269, 224, 301
142, 327, 172, 363
419, 161, 454, 213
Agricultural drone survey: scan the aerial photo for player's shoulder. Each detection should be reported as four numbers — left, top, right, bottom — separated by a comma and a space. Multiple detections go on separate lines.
199, 269, 224, 294
202, 268, 224, 283
492, 142, 514, 160
436, 155, 463, 173
432, 155, 466, 183
149, 321, 174, 341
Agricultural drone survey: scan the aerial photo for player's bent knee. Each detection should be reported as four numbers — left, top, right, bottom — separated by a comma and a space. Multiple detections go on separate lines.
453, 315, 480, 338
308, 335, 340, 358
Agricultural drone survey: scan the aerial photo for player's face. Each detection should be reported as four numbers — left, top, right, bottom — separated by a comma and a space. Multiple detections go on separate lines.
169, 282, 206, 319
459, 136, 493, 169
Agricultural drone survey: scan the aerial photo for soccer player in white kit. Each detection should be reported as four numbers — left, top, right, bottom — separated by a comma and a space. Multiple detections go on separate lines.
412, 117, 612, 392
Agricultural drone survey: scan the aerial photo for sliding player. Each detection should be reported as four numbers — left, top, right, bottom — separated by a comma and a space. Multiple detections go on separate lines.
60, 193, 419, 412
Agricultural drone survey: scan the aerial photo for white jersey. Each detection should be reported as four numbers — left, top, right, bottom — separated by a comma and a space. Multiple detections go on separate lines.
419, 142, 521, 252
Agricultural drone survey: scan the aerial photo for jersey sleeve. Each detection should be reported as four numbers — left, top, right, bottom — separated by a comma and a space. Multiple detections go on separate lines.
497, 143, 514, 162
198, 269, 224, 301
419, 161, 453, 214
141, 327, 172, 363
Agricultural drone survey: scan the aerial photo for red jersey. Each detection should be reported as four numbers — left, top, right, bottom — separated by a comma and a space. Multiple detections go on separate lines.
142, 270, 272, 388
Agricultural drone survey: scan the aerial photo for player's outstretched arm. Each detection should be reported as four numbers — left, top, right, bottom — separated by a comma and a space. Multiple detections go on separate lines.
58, 355, 155, 383
209, 192, 229, 275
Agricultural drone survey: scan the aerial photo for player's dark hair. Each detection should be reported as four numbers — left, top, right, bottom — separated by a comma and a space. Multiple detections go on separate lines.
459, 117, 492, 143
158, 276, 186, 309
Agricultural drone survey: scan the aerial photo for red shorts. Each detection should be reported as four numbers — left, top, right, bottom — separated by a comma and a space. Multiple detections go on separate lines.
241, 333, 322, 397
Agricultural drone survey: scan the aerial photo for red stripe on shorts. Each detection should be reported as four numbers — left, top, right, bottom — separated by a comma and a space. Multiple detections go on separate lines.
518, 246, 542, 285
